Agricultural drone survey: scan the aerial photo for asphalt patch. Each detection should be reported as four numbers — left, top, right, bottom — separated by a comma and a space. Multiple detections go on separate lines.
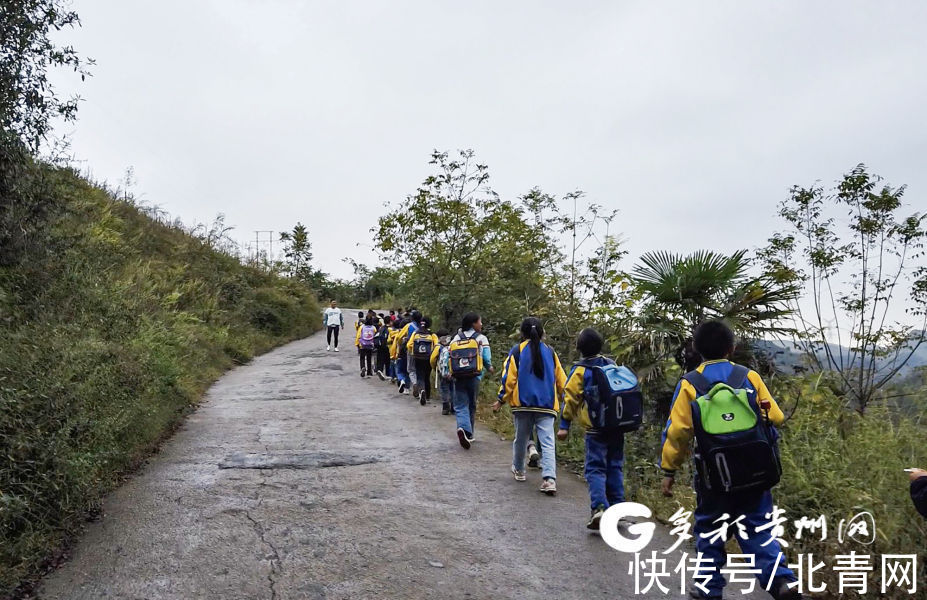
218, 451, 382, 470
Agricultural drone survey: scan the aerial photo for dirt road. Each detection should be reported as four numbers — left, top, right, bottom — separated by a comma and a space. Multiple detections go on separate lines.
37, 325, 759, 600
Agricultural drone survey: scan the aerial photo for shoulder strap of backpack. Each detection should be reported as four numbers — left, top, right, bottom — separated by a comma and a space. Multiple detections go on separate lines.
682, 370, 713, 397
725, 364, 750, 389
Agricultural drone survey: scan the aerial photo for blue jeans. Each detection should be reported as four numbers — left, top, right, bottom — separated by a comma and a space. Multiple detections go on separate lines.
439, 380, 455, 411
396, 352, 410, 385
585, 432, 625, 510
452, 377, 480, 436
513, 412, 556, 480
694, 487, 796, 597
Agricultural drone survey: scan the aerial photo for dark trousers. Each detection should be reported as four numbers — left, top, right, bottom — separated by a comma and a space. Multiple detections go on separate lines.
327, 326, 340, 347
375, 345, 389, 373
413, 359, 432, 399
358, 348, 373, 373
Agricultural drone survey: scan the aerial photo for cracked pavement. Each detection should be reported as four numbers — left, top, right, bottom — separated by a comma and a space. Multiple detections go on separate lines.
36, 325, 767, 600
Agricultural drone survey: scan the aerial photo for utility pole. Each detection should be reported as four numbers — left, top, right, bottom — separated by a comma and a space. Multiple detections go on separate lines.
252, 230, 274, 270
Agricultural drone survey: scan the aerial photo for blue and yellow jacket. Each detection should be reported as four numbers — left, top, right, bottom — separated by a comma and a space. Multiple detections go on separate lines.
390, 321, 419, 358
660, 360, 785, 477
559, 355, 614, 432
498, 341, 566, 416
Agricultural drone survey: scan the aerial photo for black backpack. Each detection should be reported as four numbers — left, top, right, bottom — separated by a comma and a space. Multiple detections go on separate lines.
684, 364, 782, 495
374, 325, 389, 348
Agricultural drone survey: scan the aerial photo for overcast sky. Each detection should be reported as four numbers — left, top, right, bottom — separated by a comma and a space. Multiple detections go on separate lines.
55, 1, 926, 283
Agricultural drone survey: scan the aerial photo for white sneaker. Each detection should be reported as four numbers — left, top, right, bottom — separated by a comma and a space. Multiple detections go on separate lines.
511, 465, 526, 482
334, 347, 339, 352
539, 478, 557, 495
326, 345, 331, 351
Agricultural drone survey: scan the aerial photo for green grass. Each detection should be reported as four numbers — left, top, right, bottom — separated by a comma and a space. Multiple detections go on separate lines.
0, 166, 320, 597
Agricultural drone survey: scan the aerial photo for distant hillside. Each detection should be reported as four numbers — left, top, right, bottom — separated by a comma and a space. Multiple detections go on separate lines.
0, 165, 320, 597
756, 335, 927, 379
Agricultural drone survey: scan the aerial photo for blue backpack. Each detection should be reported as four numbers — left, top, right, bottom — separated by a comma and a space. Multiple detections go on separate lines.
579, 360, 643, 432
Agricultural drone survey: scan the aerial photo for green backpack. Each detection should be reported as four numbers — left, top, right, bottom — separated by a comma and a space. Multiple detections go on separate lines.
685, 365, 781, 495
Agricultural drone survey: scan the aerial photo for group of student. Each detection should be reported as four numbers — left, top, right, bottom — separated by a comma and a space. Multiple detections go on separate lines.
334, 301, 802, 600
351, 307, 493, 450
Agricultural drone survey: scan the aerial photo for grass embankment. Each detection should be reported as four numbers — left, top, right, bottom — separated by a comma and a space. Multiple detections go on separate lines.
0, 166, 320, 597
477, 367, 927, 597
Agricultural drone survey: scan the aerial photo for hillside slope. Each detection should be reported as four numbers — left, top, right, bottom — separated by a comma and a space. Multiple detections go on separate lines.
0, 165, 320, 596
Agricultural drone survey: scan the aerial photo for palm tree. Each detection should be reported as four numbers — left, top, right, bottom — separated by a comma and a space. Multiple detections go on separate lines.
630, 250, 798, 371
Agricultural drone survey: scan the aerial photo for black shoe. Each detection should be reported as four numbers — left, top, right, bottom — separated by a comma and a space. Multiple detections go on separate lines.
442, 404, 451, 415
360, 368, 366, 378
419, 390, 427, 406
398, 381, 407, 394
527, 445, 540, 469
376, 370, 386, 381
457, 428, 471, 450
688, 589, 722, 600
586, 505, 606, 530
769, 578, 802, 600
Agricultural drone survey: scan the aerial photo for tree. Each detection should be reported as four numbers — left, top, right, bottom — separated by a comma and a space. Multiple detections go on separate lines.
632, 249, 798, 371
374, 150, 562, 335
760, 164, 927, 412
1, 0, 92, 265
279, 222, 313, 280
1, 0, 92, 150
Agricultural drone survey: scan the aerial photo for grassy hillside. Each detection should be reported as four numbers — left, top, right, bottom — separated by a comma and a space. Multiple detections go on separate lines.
0, 165, 320, 596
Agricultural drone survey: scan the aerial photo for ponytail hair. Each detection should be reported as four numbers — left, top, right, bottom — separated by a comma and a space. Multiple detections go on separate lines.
520, 317, 545, 379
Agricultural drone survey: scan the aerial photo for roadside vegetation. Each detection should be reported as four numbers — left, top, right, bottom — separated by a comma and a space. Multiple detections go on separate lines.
1, 4, 320, 594
367, 149, 927, 596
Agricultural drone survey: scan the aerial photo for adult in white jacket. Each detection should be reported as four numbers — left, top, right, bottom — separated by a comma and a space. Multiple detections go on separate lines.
323, 300, 344, 351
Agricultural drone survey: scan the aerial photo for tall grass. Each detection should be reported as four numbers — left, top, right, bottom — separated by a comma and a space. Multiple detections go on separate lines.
0, 166, 320, 597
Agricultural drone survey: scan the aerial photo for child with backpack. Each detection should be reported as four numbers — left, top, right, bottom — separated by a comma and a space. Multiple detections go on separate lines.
493, 317, 565, 495
557, 328, 642, 529
407, 316, 438, 406
387, 318, 404, 385
374, 318, 392, 380
392, 312, 422, 395
430, 329, 454, 415
355, 317, 377, 378
660, 320, 800, 600
448, 312, 494, 449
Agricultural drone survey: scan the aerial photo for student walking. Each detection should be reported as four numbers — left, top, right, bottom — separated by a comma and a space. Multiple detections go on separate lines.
387, 318, 404, 385
407, 317, 438, 406
448, 312, 493, 449
374, 318, 392, 380
660, 320, 800, 600
431, 330, 455, 415
493, 317, 565, 495
558, 328, 629, 529
323, 300, 344, 351
355, 317, 377, 377
392, 311, 422, 395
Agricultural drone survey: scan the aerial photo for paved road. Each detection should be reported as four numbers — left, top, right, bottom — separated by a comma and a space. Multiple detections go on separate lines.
37, 324, 761, 600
